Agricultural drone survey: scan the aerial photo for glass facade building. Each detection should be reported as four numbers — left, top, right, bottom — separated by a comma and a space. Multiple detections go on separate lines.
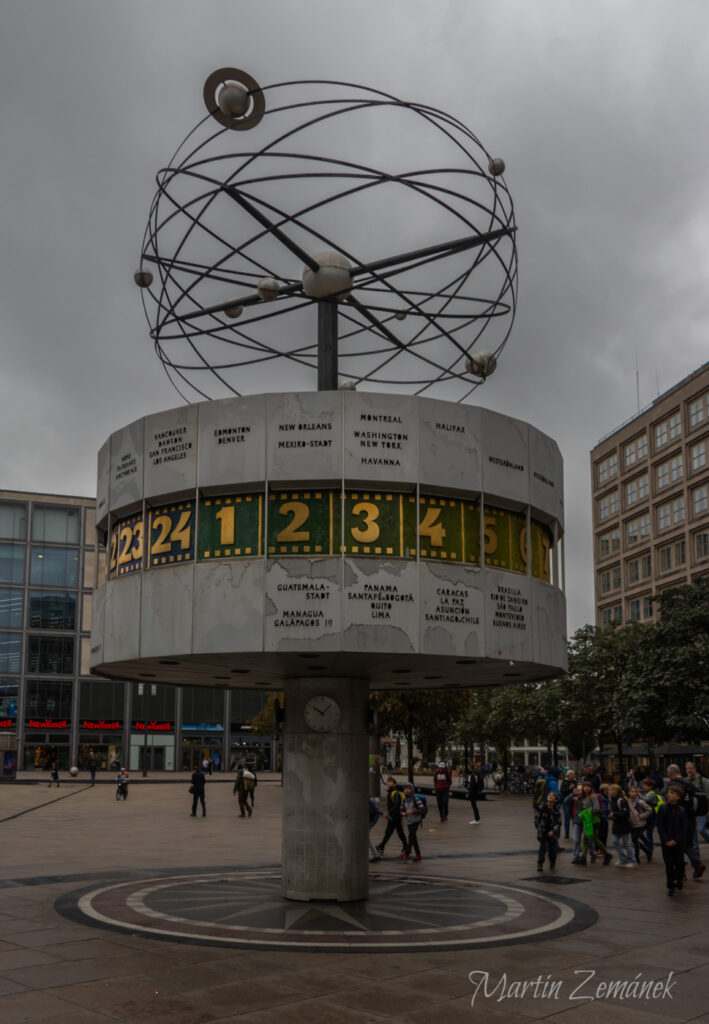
0, 490, 269, 774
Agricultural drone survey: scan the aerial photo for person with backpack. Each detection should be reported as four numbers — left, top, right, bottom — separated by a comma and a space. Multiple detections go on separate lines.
663, 764, 705, 879
608, 784, 636, 867
467, 768, 483, 824
684, 762, 709, 849
575, 780, 612, 865
433, 762, 452, 822
375, 777, 407, 858
641, 776, 664, 860
233, 763, 252, 818
531, 768, 548, 812
400, 783, 425, 861
626, 784, 653, 863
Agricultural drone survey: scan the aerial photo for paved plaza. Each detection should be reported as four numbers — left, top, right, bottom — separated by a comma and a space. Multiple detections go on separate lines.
1, 774, 708, 1023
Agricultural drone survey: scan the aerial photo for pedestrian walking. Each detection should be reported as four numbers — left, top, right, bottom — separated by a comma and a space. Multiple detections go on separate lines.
48, 760, 60, 787
190, 765, 206, 817
369, 798, 382, 862
575, 780, 612, 865
559, 770, 576, 839
87, 751, 97, 786
627, 784, 653, 862
400, 783, 425, 862
375, 777, 407, 857
467, 768, 483, 824
433, 762, 452, 822
233, 763, 252, 817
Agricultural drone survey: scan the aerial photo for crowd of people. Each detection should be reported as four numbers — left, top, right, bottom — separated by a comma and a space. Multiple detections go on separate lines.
367, 759, 708, 898
532, 761, 708, 896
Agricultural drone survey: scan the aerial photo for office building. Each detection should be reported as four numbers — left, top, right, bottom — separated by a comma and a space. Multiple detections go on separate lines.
0, 489, 268, 773
591, 362, 709, 626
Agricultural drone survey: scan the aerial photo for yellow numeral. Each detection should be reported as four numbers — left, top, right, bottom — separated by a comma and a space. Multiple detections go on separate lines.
419, 507, 446, 547
484, 515, 498, 555
171, 510, 192, 550
351, 501, 380, 543
117, 525, 134, 566
276, 501, 310, 543
215, 505, 235, 546
151, 514, 172, 556
131, 521, 144, 561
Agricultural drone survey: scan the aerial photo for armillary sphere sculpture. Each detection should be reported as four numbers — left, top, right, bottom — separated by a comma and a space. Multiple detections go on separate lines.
135, 68, 517, 402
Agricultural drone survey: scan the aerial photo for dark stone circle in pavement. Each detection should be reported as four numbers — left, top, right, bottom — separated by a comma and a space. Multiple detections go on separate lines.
55, 868, 597, 952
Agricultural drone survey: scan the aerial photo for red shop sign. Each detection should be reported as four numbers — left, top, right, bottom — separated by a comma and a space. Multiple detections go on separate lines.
0, 718, 14, 729
27, 718, 69, 730
82, 720, 121, 731
132, 721, 173, 733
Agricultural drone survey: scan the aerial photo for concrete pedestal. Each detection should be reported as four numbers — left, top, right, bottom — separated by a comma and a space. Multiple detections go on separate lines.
282, 677, 369, 902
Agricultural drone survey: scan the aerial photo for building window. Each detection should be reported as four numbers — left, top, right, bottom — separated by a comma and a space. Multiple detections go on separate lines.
670, 454, 683, 482
31, 506, 81, 545
691, 439, 707, 472
0, 634, 21, 674
599, 491, 619, 522
659, 546, 672, 572
26, 636, 75, 675
0, 679, 19, 720
602, 605, 622, 626
600, 571, 612, 594
696, 531, 709, 559
643, 596, 653, 618
624, 434, 648, 468
627, 554, 651, 584
673, 496, 685, 524
655, 421, 668, 449
28, 592, 77, 631
0, 502, 27, 541
597, 454, 618, 486
0, 588, 23, 629
24, 679, 73, 719
29, 548, 79, 589
629, 598, 641, 622
668, 412, 681, 441
689, 393, 708, 428
693, 485, 708, 516
637, 474, 649, 501
675, 540, 686, 566
627, 515, 650, 545
656, 463, 670, 490
658, 503, 671, 532
0, 544, 25, 585
599, 529, 620, 557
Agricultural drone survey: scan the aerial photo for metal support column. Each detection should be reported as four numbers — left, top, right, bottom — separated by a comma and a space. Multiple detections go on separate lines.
317, 300, 338, 391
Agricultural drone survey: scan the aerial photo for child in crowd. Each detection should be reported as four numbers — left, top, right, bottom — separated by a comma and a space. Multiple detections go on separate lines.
609, 784, 636, 867
627, 784, 653, 863
534, 791, 561, 871
656, 785, 688, 896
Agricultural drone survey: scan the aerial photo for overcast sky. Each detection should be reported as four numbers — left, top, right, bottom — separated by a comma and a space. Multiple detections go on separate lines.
1, 0, 708, 635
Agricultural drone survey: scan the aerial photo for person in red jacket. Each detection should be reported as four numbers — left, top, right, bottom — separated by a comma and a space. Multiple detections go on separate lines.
433, 762, 452, 822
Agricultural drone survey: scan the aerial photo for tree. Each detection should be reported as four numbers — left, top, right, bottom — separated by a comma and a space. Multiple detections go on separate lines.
247, 692, 283, 738
373, 690, 470, 781
650, 580, 709, 741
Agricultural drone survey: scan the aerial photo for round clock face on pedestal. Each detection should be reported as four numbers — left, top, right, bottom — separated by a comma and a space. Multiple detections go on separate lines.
304, 695, 341, 733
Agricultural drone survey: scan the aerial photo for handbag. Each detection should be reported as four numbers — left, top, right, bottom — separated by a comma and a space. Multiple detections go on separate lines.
189, 785, 195, 794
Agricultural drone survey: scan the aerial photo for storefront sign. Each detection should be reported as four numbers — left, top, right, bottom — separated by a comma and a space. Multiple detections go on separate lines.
133, 720, 173, 732
82, 719, 121, 731
0, 718, 15, 729
27, 718, 69, 730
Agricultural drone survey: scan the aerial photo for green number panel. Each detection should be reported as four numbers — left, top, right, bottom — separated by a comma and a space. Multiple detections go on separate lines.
267, 491, 340, 556
417, 496, 480, 564
342, 492, 416, 557
147, 501, 195, 568
482, 506, 527, 574
199, 494, 263, 560
530, 521, 552, 582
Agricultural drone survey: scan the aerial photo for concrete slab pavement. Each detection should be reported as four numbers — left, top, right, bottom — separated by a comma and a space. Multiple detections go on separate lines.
0, 777, 707, 1022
